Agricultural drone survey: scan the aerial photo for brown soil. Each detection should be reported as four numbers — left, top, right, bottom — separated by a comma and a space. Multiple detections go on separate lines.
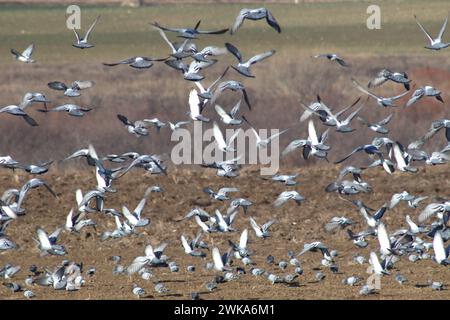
0, 164, 449, 300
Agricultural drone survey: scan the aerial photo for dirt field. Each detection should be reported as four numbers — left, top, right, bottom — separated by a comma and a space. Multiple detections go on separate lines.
0, 1, 450, 301
0, 163, 449, 300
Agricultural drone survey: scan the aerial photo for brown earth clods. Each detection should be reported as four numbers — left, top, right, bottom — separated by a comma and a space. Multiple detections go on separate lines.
0, 163, 449, 300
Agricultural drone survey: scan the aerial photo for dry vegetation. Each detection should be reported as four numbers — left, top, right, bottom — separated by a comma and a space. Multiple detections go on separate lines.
0, 165, 449, 300
0, 1, 449, 300
0, 2, 449, 165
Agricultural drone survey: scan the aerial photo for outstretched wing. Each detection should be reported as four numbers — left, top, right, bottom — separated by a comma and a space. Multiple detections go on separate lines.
239, 229, 248, 249
369, 251, 384, 274
249, 217, 260, 233
10, 48, 21, 58
343, 105, 363, 124
268, 128, 289, 143
103, 57, 136, 66
266, 9, 281, 33
225, 42, 242, 63
208, 66, 229, 92
231, 9, 247, 34
212, 247, 224, 270
72, 28, 81, 43
357, 116, 370, 126
152, 24, 177, 53
282, 139, 308, 157
368, 71, 388, 88
23, 114, 39, 127
122, 206, 138, 226
242, 88, 252, 110
391, 90, 410, 100
36, 228, 52, 251
22, 43, 34, 58
134, 197, 147, 220
433, 231, 447, 263
72, 80, 95, 90
262, 220, 276, 232
218, 187, 239, 196
181, 235, 192, 253
84, 15, 101, 42
197, 27, 229, 35
189, 89, 201, 117
438, 14, 449, 41
334, 146, 364, 164
228, 128, 241, 146
392, 143, 408, 169
273, 192, 288, 208
230, 100, 241, 118
151, 21, 183, 33
377, 113, 394, 126
308, 119, 319, 145
414, 15, 434, 43
377, 223, 391, 255
419, 203, 443, 223
48, 81, 68, 91
351, 78, 380, 100
117, 114, 132, 126
48, 227, 62, 244
214, 104, 228, 119
335, 57, 349, 67
213, 121, 227, 150
248, 50, 276, 65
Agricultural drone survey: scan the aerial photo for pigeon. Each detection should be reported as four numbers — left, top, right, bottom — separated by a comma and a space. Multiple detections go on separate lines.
230, 8, 281, 34
11, 43, 35, 63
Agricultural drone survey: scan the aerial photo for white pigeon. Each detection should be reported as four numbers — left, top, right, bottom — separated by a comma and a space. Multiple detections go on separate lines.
215, 102, 242, 125
215, 209, 237, 232
194, 215, 215, 233
230, 228, 249, 258
188, 89, 209, 122
273, 191, 305, 208
249, 217, 275, 239
369, 251, 388, 275
11, 43, 36, 63
246, 121, 289, 149
212, 247, 231, 272
433, 231, 450, 265
377, 223, 391, 256
213, 121, 241, 152
168, 120, 190, 131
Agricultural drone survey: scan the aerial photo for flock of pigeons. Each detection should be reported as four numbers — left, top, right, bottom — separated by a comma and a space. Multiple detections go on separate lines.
2, 6, 450, 299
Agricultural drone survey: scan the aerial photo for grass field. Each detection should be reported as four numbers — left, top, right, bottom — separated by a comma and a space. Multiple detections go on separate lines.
1, 1, 450, 64
0, 1, 448, 164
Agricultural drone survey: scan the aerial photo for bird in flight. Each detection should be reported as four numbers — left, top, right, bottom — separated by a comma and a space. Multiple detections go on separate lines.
230, 8, 281, 35
414, 13, 450, 50
72, 15, 101, 49
11, 43, 35, 63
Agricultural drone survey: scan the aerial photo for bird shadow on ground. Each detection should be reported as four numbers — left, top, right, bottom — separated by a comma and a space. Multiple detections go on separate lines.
161, 293, 183, 297
307, 280, 326, 284
160, 279, 186, 283
197, 290, 216, 296
284, 282, 304, 288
